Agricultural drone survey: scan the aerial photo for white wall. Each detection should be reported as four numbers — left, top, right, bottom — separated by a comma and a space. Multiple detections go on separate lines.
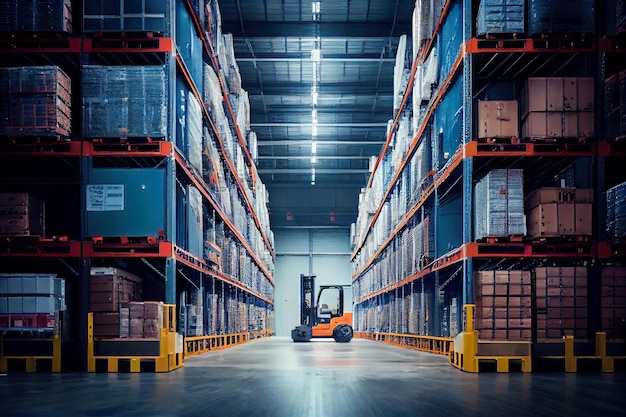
273, 227, 352, 336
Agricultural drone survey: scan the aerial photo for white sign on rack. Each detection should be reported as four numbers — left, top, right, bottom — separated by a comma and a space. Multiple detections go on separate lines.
86, 184, 124, 211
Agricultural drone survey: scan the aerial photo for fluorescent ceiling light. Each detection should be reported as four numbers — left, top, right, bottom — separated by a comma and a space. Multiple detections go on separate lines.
311, 124, 318, 136
311, 156, 317, 164
311, 142, 317, 154
312, 91, 318, 105
311, 49, 321, 62
312, 109, 317, 123
312, 2, 320, 14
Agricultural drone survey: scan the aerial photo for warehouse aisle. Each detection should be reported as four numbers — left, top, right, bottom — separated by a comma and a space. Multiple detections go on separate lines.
1, 338, 626, 416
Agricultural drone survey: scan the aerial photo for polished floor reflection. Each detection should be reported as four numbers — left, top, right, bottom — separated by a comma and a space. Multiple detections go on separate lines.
1, 337, 626, 416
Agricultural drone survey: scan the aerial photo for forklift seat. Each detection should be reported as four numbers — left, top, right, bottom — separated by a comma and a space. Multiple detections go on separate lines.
319, 304, 332, 323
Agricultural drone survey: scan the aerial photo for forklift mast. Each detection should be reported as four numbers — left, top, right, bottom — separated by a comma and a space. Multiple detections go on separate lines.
299, 274, 315, 327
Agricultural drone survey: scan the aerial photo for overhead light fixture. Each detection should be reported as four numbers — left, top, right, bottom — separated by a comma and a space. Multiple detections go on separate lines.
311, 48, 321, 62
312, 109, 317, 123
311, 142, 317, 154
311, 156, 317, 164
311, 168, 316, 183
311, 124, 318, 136
312, 2, 320, 14
312, 91, 318, 105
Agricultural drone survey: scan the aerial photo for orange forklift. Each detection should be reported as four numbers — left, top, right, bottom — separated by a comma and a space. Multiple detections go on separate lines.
291, 274, 353, 343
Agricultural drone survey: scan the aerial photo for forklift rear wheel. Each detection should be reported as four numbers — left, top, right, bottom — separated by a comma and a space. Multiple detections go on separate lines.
333, 324, 353, 343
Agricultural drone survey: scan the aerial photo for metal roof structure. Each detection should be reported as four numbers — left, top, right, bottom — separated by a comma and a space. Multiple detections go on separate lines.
219, 0, 414, 228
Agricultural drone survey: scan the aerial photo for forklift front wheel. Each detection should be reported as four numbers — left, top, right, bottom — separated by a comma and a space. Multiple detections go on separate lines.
333, 324, 353, 343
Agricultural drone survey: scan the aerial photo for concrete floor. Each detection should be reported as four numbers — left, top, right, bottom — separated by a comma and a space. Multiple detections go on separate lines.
1, 337, 626, 416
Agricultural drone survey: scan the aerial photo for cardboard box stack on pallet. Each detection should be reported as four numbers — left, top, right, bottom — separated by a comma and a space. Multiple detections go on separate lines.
90, 267, 142, 338
477, 100, 519, 140
525, 187, 593, 239
520, 77, 595, 141
535, 266, 588, 341
0, 193, 45, 237
474, 270, 532, 341
124, 301, 163, 339
601, 267, 626, 340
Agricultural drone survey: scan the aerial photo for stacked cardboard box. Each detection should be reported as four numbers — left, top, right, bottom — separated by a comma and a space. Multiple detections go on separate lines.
520, 77, 594, 141
143, 301, 163, 339
525, 187, 593, 239
535, 266, 588, 340
477, 100, 519, 140
601, 267, 626, 340
474, 169, 526, 240
607, 180, 626, 239
474, 271, 532, 340
124, 301, 164, 339
0, 193, 45, 237
0, 66, 72, 138
90, 267, 142, 338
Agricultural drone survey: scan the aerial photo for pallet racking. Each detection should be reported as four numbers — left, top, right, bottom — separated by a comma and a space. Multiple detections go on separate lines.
0, 0, 274, 372
352, 0, 626, 371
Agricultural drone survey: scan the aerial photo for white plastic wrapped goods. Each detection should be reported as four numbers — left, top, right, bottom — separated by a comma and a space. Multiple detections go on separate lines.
474, 169, 526, 240
186, 91, 203, 173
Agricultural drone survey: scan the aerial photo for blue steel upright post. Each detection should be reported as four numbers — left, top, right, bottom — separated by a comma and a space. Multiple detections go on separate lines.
165, 0, 178, 306
461, 0, 473, 307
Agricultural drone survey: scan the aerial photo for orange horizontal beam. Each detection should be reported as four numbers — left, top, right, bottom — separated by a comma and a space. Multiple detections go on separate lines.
0, 37, 81, 53
0, 240, 81, 257
82, 140, 172, 157
82, 241, 173, 258
465, 37, 595, 55
82, 37, 174, 53
465, 141, 595, 158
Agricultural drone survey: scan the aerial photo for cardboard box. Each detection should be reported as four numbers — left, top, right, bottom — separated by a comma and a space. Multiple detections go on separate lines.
93, 312, 121, 337
563, 77, 578, 111
129, 302, 145, 319
119, 318, 130, 338
143, 319, 160, 339
521, 112, 559, 139
526, 202, 593, 238
525, 187, 593, 208
130, 318, 144, 338
477, 100, 519, 139
577, 77, 594, 111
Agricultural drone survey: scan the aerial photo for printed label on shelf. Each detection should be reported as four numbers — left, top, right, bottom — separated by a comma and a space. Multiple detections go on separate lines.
86, 185, 124, 211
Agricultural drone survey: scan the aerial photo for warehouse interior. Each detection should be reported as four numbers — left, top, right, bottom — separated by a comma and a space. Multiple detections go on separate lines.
1, 0, 626, 405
